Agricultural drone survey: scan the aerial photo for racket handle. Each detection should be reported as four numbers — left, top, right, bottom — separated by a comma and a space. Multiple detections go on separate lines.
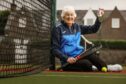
57, 56, 81, 71
57, 63, 69, 71
75, 55, 81, 60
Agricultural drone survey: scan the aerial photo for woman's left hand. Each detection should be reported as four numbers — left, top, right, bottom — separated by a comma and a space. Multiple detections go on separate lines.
97, 8, 104, 17
67, 57, 77, 64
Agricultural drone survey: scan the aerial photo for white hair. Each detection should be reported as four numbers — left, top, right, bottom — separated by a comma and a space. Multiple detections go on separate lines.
61, 6, 77, 20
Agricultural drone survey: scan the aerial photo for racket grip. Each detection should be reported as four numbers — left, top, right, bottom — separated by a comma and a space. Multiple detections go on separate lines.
57, 63, 69, 71
75, 55, 81, 60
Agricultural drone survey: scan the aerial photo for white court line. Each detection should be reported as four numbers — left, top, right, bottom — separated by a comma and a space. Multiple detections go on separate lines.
33, 74, 126, 79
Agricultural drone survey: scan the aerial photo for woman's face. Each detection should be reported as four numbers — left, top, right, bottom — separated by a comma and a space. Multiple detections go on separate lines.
63, 12, 75, 26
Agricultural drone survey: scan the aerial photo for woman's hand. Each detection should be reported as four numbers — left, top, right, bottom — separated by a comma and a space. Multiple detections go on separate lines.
97, 8, 104, 17
97, 8, 105, 22
67, 57, 77, 64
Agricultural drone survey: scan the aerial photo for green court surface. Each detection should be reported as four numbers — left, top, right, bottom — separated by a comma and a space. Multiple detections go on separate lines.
0, 71, 126, 84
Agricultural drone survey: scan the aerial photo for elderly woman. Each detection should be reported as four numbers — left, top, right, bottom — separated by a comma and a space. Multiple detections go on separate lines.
52, 6, 107, 71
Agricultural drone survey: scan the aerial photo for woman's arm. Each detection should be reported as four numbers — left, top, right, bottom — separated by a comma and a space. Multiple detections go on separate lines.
51, 27, 68, 61
80, 8, 104, 34
80, 17, 101, 34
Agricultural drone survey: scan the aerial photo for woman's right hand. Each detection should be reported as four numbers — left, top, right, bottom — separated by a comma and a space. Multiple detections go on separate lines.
67, 57, 77, 64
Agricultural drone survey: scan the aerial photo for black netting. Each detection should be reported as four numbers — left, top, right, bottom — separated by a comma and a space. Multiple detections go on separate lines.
0, 0, 53, 77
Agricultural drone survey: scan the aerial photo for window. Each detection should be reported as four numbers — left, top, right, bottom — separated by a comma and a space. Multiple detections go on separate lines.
112, 18, 120, 28
19, 18, 26, 28
14, 39, 29, 64
87, 18, 93, 25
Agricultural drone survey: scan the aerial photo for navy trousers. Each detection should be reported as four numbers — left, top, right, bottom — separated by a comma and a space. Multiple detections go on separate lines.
62, 54, 107, 71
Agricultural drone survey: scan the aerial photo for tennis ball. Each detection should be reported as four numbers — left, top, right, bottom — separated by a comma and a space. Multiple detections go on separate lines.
101, 67, 107, 72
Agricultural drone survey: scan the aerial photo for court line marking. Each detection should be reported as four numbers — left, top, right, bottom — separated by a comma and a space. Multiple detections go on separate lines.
32, 74, 126, 79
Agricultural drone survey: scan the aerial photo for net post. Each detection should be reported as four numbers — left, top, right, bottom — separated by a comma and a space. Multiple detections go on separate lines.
49, 0, 56, 70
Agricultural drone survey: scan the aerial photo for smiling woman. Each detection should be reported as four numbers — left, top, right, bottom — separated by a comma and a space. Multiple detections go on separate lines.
52, 5, 107, 72
61, 6, 76, 28
61, 6, 77, 27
